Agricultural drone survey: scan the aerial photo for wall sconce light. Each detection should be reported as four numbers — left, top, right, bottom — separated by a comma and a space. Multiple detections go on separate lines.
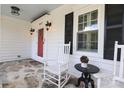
45, 21, 52, 31
30, 28, 35, 35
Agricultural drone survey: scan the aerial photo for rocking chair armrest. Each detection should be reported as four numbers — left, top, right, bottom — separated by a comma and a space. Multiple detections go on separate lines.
59, 63, 68, 67
42, 58, 59, 66
42, 58, 56, 62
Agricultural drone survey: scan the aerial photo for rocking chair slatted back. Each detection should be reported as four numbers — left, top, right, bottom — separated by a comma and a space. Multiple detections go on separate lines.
57, 42, 71, 64
114, 41, 124, 82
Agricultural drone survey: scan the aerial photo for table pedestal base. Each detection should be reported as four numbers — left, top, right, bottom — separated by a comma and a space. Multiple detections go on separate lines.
76, 73, 95, 88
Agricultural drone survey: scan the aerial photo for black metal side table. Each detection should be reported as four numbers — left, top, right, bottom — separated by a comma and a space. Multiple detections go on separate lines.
75, 63, 100, 88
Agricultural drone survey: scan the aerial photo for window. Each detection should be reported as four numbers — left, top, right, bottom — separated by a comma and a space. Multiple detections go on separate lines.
77, 10, 98, 52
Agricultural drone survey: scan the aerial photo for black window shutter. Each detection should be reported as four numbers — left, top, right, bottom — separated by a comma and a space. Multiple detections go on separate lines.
104, 4, 124, 60
64, 12, 73, 54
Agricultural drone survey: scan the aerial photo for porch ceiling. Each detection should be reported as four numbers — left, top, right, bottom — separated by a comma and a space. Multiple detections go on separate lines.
1, 4, 62, 22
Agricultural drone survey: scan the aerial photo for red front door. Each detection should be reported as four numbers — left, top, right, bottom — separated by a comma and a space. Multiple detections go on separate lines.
38, 29, 44, 57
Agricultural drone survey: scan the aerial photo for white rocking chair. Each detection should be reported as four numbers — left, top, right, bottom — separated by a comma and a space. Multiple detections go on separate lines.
43, 42, 71, 88
93, 41, 124, 88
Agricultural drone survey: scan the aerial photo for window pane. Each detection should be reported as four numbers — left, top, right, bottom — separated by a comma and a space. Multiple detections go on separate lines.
77, 33, 87, 50
91, 42, 98, 49
78, 33, 87, 41
91, 32, 98, 50
87, 13, 90, 22
84, 14, 87, 22
91, 32, 98, 41
82, 42, 87, 49
78, 42, 87, 50
78, 33, 83, 41
82, 34, 87, 41
87, 21, 91, 26
91, 20, 97, 25
78, 24, 83, 31
84, 22, 87, 29
78, 15, 83, 23
78, 42, 86, 50
78, 42, 83, 49
91, 10, 98, 20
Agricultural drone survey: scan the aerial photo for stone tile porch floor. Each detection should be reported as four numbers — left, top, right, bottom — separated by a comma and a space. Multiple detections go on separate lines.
0, 59, 124, 88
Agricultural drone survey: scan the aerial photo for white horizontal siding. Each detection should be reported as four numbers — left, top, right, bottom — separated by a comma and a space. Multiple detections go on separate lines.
0, 16, 32, 62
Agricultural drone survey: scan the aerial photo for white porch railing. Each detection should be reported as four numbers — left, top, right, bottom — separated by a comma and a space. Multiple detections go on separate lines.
113, 41, 124, 82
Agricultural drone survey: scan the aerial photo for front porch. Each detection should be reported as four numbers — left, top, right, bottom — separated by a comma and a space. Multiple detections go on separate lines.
0, 59, 124, 88
0, 4, 124, 88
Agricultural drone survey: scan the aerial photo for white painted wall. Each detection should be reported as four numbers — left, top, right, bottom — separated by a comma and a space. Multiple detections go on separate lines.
31, 4, 115, 76
0, 16, 32, 62
0, 5, 2, 62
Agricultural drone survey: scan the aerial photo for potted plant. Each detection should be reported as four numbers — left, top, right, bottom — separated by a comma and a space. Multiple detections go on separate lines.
80, 56, 89, 68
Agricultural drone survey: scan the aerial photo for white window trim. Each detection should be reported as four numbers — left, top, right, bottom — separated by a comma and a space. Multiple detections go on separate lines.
73, 4, 105, 58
